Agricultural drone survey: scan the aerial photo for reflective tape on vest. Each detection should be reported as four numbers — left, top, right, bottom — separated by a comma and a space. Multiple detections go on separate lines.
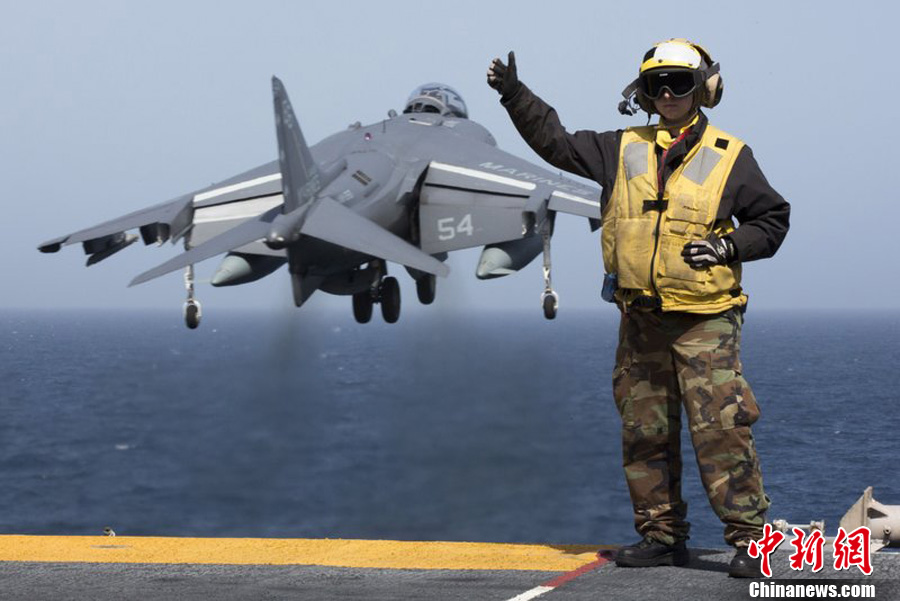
602, 123, 748, 313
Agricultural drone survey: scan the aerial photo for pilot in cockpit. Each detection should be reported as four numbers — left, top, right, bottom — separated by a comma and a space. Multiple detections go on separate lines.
402, 83, 468, 119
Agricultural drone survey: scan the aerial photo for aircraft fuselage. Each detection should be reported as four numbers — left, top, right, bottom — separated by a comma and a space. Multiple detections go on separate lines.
197, 112, 497, 291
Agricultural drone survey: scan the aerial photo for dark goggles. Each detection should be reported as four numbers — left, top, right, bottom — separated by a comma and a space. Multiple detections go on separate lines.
639, 69, 702, 99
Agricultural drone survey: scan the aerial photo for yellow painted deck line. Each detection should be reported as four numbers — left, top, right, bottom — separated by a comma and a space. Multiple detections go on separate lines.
0, 536, 613, 572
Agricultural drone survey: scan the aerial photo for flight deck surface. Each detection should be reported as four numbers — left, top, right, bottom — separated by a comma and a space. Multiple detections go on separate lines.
0, 536, 898, 600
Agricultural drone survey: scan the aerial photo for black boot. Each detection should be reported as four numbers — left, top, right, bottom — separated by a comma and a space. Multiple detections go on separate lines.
728, 546, 763, 578
615, 537, 689, 567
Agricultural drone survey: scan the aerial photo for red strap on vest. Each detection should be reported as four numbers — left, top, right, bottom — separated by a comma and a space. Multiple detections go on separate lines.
657, 128, 692, 197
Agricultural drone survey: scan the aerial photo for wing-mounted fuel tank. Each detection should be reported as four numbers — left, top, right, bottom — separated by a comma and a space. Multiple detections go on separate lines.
476, 237, 544, 279
210, 252, 287, 287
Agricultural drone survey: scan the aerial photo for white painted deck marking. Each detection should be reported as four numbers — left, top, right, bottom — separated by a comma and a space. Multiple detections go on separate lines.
503, 556, 609, 601
506, 585, 554, 601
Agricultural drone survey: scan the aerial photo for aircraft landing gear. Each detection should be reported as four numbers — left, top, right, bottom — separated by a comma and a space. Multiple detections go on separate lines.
540, 220, 557, 320
542, 290, 559, 320
352, 291, 373, 324
183, 263, 202, 329
350, 261, 401, 324
184, 300, 202, 329
416, 274, 436, 305
379, 276, 401, 323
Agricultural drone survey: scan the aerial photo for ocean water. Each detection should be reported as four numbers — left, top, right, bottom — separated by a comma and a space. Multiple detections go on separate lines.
0, 308, 897, 550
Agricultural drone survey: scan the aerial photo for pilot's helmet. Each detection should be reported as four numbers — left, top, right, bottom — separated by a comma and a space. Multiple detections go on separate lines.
403, 83, 468, 119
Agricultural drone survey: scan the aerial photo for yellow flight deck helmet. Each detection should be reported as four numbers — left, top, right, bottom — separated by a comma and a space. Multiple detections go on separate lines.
618, 38, 723, 116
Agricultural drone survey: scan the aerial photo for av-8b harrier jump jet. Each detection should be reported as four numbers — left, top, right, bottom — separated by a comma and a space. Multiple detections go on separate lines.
39, 78, 600, 328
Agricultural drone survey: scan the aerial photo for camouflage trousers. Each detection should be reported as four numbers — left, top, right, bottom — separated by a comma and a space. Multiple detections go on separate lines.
613, 307, 769, 547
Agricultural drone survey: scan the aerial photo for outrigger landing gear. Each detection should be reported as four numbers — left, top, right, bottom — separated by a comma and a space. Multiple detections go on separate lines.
540, 220, 558, 320
183, 263, 202, 329
542, 289, 559, 320
416, 273, 436, 305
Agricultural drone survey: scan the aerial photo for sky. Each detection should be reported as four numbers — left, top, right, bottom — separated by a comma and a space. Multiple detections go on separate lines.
2, 0, 898, 316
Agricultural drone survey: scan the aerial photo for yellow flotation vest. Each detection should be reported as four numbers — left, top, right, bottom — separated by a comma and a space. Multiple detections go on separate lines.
601, 123, 748, 313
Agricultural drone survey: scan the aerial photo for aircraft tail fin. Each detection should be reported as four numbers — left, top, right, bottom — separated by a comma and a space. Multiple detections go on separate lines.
272, 76, 320, 213
273, 75, 326, 306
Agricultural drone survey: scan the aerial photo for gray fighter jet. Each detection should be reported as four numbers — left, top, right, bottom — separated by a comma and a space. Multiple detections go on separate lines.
39, 78, 600, 328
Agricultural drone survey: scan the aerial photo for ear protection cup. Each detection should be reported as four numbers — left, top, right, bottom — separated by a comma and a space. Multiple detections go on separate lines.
690, 42, 723, 108
702, 72, 723, 109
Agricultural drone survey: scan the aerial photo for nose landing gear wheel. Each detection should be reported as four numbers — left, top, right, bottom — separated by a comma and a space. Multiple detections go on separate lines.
416, 274, 436, 305
352, 291, 374, 324
380, 276, 401, 323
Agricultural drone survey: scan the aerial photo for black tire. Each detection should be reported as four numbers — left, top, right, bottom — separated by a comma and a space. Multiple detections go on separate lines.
416, 274, 436, 305
352, 292, 373, 324
185, 303, 201, 329
542, 294, 557, 320
380, 277, 401, 323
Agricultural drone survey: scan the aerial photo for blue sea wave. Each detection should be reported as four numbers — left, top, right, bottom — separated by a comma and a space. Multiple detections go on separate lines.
0, 308, 897, 549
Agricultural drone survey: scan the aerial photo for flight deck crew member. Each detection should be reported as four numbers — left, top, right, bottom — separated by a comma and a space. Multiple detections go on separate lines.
487, 39, 789, 579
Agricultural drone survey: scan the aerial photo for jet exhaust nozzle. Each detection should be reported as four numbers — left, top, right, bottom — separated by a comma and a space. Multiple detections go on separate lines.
265, 206, 310, 249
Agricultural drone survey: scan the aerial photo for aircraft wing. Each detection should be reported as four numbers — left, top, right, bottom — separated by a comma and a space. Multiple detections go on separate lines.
129, 195, 450, 287
37, 161, 283, 265
37, 194, 194, 258
417, 144, 601, 254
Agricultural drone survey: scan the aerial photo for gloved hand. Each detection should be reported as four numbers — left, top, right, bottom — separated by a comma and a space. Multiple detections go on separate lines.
681, 234, 736, 268
487, 51, 521, 99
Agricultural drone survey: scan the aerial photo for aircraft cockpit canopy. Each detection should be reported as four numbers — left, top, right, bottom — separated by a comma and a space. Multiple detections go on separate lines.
403, 83, 468, 119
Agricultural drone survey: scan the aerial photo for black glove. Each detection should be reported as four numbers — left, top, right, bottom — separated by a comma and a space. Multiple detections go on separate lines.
681, 234, 737, 268
487, 51, 520, 99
